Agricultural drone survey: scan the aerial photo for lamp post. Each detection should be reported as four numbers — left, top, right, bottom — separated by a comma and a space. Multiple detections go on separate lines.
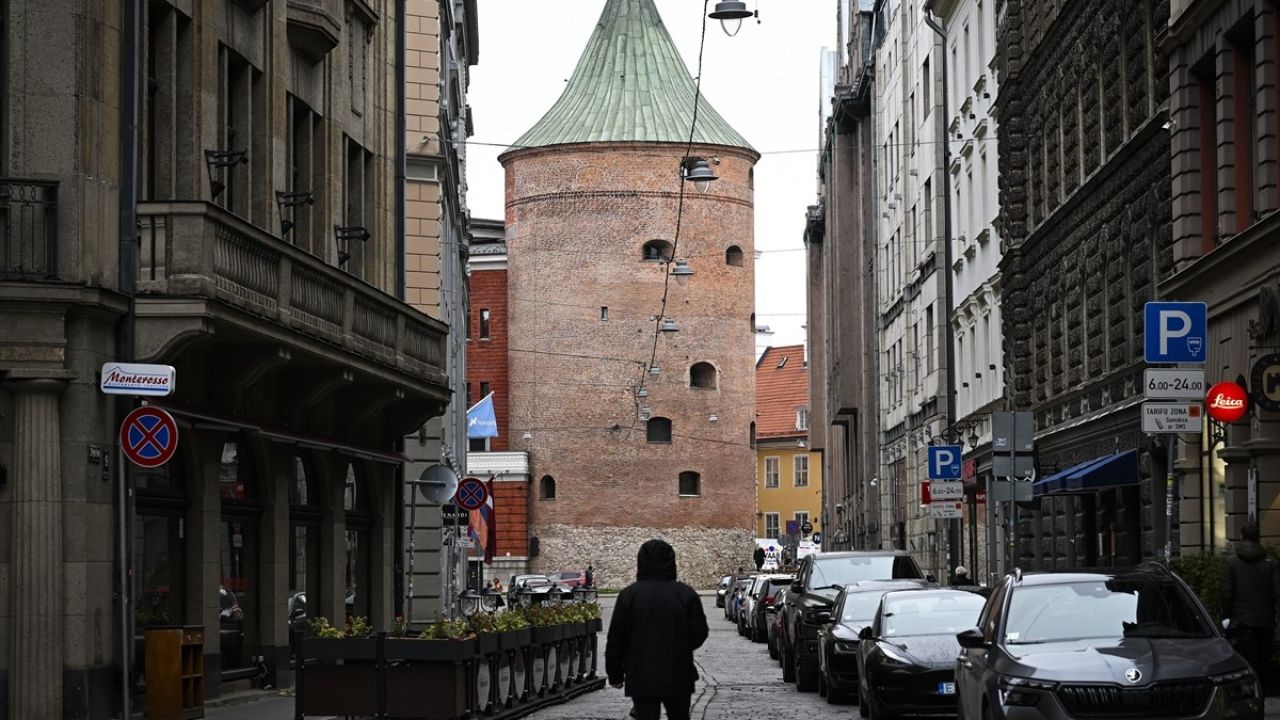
573, 585, 598, 604
708, 1, 754, 37
480, 586, 503, 613
680, 157, 718, 193
458, 588, 483, 617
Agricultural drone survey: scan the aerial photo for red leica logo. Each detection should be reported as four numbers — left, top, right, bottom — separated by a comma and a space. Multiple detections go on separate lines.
1209, 394, 1243, 409
1205, 382, 1249, 423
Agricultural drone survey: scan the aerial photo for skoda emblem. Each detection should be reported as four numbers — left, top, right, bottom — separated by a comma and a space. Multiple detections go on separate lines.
1124, 668, 1142, 684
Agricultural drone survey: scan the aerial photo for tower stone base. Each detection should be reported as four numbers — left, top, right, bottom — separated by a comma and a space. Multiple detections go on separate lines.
529, 524, 755, 590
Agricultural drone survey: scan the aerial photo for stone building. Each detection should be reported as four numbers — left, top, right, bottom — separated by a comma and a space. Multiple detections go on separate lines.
1163, 0, 1280, 551
995, 0, 1173, 568
499, 0, 758, 590
809, 0, 881, 554
755, 345, 821, 543
0, 2, 454, 718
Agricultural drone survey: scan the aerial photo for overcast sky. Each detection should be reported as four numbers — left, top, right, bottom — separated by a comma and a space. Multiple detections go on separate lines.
463, 0, 836, 353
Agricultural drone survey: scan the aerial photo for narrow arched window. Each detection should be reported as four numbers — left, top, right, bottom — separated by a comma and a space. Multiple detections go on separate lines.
642, 240, 672, 261
647, 417, 672, 443
725, 245, 744, 266
678, 471, 701, 496
541, 475, 557, 500
690, 362, 717, 389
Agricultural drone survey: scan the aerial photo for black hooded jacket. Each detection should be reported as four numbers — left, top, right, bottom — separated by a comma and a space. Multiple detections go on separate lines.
1221, 540, 1280, 628
605, 539, 709, 697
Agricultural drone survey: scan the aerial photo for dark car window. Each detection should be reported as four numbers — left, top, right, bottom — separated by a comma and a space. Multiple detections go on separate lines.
882, 592, 986, 638
1003, 579, 1212, 645
810, 555, 922, 587
980, 580, 1009, 642
841, 591, 891, 622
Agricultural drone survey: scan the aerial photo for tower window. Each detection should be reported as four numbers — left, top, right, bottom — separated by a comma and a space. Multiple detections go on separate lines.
541, 475, 556, 500
642, 240, 673, 261
678, 471, 701, 496
690, 362, 717, 389
646, 417, 672, 443
725, 245, 744, 266
479, 308, 491, 339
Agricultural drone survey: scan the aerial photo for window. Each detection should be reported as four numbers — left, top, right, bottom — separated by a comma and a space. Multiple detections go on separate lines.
678, 471, 701, 496
642, 240, 672, 261
796, 407, 809, 431
764, 513, 780, 540
287, 95, 323, 253
342, 137, 374, 277
749, 421, 756, 449
219, 435, 261, 673
765, 457, 780, 488
216, 44, 265, 219
600, 306, 609, 321
725, 245, 744, 267
794, 454, 810, 487
344, 464, 374, 622
466, 310, 472, 340
690, 362, 717, 389
480, 309, 491, 339
289, 455, 320, 627
647, 417, 672, 443
1193, 58, 1218, 252
922, 56, 931, 117
142, 6, 194, 202
794, 511, 809, 530
1231, 25, 1256, 232
541, 475, 556, 500
348, 16, 369, 115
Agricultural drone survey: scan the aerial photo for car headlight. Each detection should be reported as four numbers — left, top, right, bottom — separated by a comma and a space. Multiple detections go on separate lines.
998, 675, 1057, 707
1211, 668, 1261, 702
876, 643, 913, 666
835, 641, 859, 654
802, 607, 831, 624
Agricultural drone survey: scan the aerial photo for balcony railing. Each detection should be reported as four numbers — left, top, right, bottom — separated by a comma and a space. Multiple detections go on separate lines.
136, 201, 446, 380
0, 178, 58, 280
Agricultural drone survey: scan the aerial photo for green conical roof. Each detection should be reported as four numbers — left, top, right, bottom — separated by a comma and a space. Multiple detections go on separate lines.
509, 0, 754, 152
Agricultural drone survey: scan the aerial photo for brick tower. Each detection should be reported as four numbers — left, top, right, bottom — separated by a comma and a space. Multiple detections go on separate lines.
499, 0, 759, 589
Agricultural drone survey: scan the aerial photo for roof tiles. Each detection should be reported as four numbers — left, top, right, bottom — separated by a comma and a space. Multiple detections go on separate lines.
756, 345, 808, 439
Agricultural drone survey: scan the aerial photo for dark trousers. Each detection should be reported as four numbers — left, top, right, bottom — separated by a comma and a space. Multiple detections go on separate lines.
632, 694, 692, 720
1233, 624, 1275, 681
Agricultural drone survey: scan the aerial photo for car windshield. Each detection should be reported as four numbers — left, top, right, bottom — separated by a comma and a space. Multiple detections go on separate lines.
811, 556, 923, 587
882, 592, 985, 637
1004, 579, 1213, 645
841, 591, 892, 623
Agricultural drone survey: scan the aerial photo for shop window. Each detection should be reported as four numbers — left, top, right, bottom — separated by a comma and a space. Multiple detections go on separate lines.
690, 362, 717, 389
133, 452, 188, 695
289, 455, 320, 630
541, 475, 557, 500
642, 240, 672, 261
725, 245, 744, 266
219, 435, 261, 675
647, 417, 672, 443
345, 463, 373, 622
678, 471, 701, 496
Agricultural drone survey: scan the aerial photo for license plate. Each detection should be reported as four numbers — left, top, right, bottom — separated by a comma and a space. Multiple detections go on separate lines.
937, 682, 955, 695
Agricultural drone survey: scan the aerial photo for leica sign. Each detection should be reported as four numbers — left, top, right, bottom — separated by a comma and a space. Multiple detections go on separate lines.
100, 362, 176, 397
1205, 382, 1248, 423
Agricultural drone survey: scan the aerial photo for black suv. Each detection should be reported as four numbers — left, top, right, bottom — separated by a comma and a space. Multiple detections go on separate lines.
781, 550, 925, 692
956, 564, 1263, 720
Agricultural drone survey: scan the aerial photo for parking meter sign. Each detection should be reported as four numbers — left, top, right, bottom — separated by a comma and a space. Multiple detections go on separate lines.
927, 446, 963, 480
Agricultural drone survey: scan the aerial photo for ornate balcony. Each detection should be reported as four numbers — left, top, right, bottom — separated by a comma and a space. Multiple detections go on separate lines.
0, 178, 58, 280
134, 201, 448, 427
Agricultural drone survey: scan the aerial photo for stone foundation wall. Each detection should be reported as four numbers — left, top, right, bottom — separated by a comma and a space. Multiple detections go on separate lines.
529, 524, 756, 590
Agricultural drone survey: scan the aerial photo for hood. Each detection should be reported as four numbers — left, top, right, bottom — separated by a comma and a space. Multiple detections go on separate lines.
997, 637, 1242, 684
881, 634, 963, 669
1236, 540, 1268, 562
636, 539, 677, 581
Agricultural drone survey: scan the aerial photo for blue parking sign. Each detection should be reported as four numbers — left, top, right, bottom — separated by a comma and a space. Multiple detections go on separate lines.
1144, 302, 1207, 364
927, 446, 963, 480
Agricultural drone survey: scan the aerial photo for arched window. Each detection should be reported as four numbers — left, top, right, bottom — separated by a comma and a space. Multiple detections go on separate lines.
642, 239, 673, 261
678, 471, 701, 496
289, 455, 320, 628
219, 435, 261, 673
749, 421, 756, 449
541, 475, 557, 500
344, 463, 373, 621
690, 362, 717, 389
725, 245, 744, 266
647, 417, 672, 443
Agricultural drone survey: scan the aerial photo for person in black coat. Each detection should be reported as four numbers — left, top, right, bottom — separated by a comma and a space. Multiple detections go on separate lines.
1221, 523, 1280, 677
606, 539, 708, 720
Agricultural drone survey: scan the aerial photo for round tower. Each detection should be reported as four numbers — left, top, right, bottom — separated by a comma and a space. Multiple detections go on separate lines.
499, 0, 760, 588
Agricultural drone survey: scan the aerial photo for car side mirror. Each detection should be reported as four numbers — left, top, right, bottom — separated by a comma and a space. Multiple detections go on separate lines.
815, 611, 832, 624
956, 627, 988, 649
791, 581, 803, 593
858, 626, 873, 641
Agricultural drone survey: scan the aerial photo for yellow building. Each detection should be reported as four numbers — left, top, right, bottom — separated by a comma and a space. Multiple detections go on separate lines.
756, 346, 823, 540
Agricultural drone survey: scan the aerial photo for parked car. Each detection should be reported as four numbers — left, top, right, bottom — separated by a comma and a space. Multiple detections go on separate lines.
955, 564, 1263, 720
781, 550, 925, 691
738, 575, 767, 636
727, 575, 754, 622
716, 575, 733, 608
816, 579, 930, 704
768, 586, 789, 660
855, 588, 985, 717
508, 574, 550, 605
546, 570, 587, 588
747, 574, 794, 643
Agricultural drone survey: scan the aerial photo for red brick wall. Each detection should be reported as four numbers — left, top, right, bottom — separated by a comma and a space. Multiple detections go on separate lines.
492, 482, 529, 556
501, 142, 759, 534
466, 268, 510, 450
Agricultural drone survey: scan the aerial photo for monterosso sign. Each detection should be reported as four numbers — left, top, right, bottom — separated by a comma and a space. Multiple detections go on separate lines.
100, 362, 176, 397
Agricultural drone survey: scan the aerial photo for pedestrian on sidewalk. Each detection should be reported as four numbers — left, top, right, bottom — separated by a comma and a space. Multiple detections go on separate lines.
1221, 522, 1280, 681
950, 565, 975, 587
753, 545, 765, 571
606, 539, 708, 720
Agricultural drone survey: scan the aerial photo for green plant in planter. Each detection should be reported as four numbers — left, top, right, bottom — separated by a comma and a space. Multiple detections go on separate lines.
346, 616, 373, 638
310, 617, 345, 639
519, 604, 559, 627
391, 615, 408, 638
468, 612, 499, 636
420, 616, 471, 640
493, 610, 531, 632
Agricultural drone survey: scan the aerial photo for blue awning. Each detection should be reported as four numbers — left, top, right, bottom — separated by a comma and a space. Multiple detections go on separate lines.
1032, 449, 1140, 497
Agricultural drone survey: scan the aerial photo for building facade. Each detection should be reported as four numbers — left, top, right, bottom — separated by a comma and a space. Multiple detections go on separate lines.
809, 0, 880, 554
500, 0, 758, 590
0, 2, 452, 718
996, 0, 1173, 569
756, 346, 822, 543
1164, 0, 1280, 552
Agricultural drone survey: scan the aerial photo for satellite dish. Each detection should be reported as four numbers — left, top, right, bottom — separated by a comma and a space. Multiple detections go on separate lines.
417, 464, 458, 504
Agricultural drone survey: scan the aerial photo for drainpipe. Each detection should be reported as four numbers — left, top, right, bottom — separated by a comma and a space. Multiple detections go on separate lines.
117, 0, 142, 716
922, 7, 961, 578
392, 0, 408, 623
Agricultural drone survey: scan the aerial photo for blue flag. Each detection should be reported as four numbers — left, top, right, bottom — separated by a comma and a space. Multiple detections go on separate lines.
466, 392, 499, 438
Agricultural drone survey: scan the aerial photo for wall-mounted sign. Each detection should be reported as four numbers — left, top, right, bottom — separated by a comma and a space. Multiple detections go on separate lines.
1251, 354, 1280, 412
1141, 402, 1204, 433
100, 362, 176, 396
1205, 382, 1249, 423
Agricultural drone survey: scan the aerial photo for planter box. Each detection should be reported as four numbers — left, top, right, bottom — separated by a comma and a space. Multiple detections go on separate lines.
300, 664, 377, 716
476, 632, 499, 655
385, 663, 469, 719
498, 628, 531, 650
588, 618, 603, 632
385, 637, 476, 662
532, 625, 563, 644
299, 636, 378, 661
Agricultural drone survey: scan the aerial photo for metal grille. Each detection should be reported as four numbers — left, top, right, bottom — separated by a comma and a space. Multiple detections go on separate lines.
1056, 681, 1211, 717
